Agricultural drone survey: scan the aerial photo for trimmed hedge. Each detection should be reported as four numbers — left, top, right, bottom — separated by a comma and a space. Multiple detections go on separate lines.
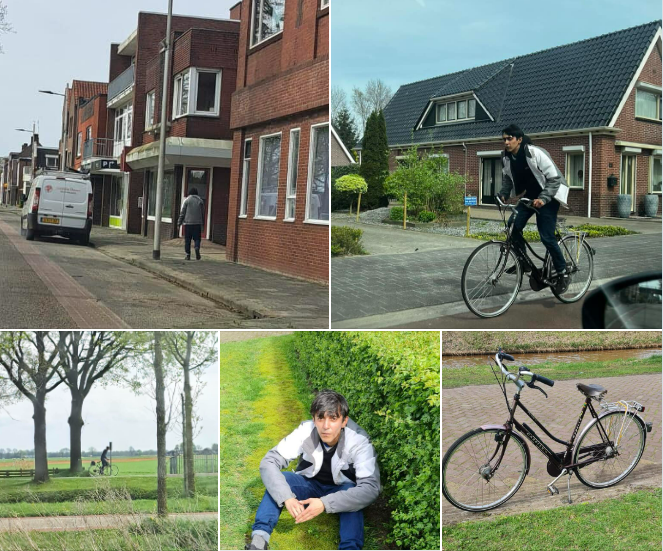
331, 226, 367, 256
290, 332, 440, 550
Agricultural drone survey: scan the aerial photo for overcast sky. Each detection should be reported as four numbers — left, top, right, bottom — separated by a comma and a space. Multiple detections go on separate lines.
0, 334, 220, 453
0, 0, 238, 156
332, 0, 662, 122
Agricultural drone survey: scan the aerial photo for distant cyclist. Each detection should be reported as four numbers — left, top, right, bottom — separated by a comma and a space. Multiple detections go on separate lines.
100, 446, 110, 474
498, 124, 570, 286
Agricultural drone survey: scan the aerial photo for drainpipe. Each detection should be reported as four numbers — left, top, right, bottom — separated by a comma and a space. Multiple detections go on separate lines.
587, 132, 592, 218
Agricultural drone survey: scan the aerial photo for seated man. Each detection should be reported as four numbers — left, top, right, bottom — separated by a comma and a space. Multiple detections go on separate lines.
247, 390, 380, 550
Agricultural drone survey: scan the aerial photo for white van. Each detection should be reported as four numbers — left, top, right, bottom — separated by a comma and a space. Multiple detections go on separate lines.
21, 170, 93, 245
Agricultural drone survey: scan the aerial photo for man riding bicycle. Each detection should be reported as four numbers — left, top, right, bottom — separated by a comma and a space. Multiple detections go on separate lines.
100, 446, 110, 475
499, 124, 570, 286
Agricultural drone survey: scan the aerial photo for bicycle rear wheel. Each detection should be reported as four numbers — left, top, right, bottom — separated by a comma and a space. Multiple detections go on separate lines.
552, 236, 594, 303
574, 410, 646, 488
461, 241, 522, 318
443, 428, 528, 512
89, 466, 100, 477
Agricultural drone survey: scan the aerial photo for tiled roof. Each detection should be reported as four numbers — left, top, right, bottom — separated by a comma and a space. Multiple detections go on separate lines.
384, 21, 661, 147
71, 80, 108, 100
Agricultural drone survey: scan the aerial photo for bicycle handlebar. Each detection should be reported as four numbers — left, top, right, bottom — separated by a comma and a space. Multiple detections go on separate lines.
494, 348, 555, 391
532, 373, 555, 388
495, 196, 537, 211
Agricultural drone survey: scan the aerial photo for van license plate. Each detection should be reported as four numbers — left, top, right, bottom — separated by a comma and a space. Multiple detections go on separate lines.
41, 217, 60, 224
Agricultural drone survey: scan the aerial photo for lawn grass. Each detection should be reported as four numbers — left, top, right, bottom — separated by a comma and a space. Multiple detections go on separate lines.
0, 518, 217, 551
442, 355, 662, 388
442, 488, 661, 551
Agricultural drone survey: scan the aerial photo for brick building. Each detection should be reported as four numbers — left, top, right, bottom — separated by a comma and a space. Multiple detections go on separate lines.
383, 22, 662, 218
226, 0, 330, 283
105, 12, 239, 243
331, 125, 355, 167
1, 136, 58, 206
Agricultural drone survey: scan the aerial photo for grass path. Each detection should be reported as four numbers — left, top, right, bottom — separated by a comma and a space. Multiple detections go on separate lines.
220, 336, 340, 550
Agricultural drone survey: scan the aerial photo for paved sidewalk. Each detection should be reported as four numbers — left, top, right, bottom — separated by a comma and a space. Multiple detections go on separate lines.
0, 511, 217, 532
442, 373, 662, 525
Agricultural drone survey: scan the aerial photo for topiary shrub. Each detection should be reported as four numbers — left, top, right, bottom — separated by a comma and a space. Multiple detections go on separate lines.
331, 226, 367, 256
417, 211, 436, 223
332, 166, 360, 211
389, 207, 404, 221
290, 332, 440, 550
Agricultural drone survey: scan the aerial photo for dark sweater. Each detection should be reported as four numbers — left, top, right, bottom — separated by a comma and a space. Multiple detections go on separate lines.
313, 443, 337, 486
510, 146, 540, 200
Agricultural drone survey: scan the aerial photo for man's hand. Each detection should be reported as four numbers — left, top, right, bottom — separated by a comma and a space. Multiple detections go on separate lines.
284, 497, 305, 519
532, 198, 545, 208
294, 498, 325, 524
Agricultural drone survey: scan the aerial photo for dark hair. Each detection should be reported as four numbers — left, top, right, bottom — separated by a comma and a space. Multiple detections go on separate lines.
188, 188, 198, 196
310, 389, 349, 419
502, 124, 532, 145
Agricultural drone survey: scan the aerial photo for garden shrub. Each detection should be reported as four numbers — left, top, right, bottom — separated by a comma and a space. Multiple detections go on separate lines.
569, 224, 637, 237
331, 226, 367, 256
418, 210, 436, 223
290, 332, 440, 550
389, 206, 404, 221
331, 166, 360, 211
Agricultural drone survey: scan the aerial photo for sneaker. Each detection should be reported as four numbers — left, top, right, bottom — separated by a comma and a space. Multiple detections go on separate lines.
245, 535, 268, 550
195, 248, 201, 260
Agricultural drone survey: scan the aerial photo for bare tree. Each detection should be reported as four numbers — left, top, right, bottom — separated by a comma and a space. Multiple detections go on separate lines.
154, 332, 167, 517
0, 332, 65, 482
0, 1, 14, 54
351, 79, 393, 133
56, 332, 137, 472
331, 85, 348, 119
351, 87, 372, 135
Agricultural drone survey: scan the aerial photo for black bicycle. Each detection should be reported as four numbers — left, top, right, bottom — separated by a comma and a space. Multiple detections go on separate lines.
461, 197, 595, 318
442, 349, 652, 512
89, 460, 119, 477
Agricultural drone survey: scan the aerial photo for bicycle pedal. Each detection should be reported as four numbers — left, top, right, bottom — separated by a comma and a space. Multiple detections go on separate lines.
547, 485, 559, 496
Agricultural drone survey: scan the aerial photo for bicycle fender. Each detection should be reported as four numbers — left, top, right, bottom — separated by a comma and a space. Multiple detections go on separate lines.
480, 424, 532, 476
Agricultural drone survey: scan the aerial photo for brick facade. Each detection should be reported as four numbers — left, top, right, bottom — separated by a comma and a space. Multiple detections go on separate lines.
226, 0, 329, 283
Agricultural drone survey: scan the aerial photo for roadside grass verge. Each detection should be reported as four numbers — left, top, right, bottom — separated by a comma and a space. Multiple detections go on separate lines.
442, 488, 661, 551
442, 355, 662, 388
467, 224, 637, 242
442, 331, 661, 355
0, 518, 217, 551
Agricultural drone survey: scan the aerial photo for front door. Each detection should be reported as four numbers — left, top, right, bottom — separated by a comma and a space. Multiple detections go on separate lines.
621, 155, 636, 212
183, 168, 210, 237
481, 158, 502, 205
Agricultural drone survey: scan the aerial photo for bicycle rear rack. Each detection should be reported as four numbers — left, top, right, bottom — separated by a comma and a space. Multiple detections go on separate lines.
600, 400, 645, 413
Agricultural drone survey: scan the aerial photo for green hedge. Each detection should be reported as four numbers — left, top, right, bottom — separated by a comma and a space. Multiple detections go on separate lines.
331, 226, 367, 256
290, 332, 440, 550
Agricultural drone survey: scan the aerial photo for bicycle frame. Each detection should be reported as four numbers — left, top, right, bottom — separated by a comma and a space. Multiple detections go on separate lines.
488, 391, 614, 477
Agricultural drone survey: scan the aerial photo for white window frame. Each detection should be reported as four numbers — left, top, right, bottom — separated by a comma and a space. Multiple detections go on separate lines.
239, 139, 252, 218
146, 169, 174, 223
284, 128, 300, 221
45, 155, 58, 168
436, 104, 446, 123
250, 0, 285, 48
565, 151, 585, 189
650, 154, 662, 194
85, 126, 92, 142
173, 68, 222, 119
113, 103, 133, 156
320, 0, 329, 7
77, 132, 82, 157
635, 87, 662, 121
457, 100, 467, 120
304, 122, 330, 225
254, 131, 282, 221
145, 90, 155, 130
435, 97, 477, 125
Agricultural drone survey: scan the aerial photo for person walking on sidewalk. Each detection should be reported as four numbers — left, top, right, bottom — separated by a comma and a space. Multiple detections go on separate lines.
247, 390, 380, 550
498, 124, 570, 286
178, 188, 205, 261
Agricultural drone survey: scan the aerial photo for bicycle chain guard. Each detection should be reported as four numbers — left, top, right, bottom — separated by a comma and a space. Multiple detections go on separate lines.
529, 269, 545, 292
546, 451, 568, 477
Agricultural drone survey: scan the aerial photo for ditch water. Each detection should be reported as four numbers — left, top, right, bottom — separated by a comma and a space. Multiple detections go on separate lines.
443, 348, 661, 369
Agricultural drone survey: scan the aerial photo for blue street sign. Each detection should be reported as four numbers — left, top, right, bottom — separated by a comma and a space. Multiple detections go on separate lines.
464, 196, 477, 206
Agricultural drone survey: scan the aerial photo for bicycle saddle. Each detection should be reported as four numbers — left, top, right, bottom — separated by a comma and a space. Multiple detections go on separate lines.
576, 383, 607, 398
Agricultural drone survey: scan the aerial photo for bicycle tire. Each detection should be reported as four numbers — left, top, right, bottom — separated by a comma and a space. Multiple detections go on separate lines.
89, 466, 100, 477
442, 428, 528, 512
110, 465, 119, 476
461, 241, 522, 318
552, 236, 594, 303
573, 411, 646, 488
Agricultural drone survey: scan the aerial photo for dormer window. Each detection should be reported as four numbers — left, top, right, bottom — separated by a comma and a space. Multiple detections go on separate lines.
435, 97, 476, 124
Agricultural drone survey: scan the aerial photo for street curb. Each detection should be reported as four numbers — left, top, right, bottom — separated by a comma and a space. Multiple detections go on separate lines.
91, 245, 268, 320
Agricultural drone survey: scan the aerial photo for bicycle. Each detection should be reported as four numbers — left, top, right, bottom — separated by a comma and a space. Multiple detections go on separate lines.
89, 460, 119, 477
442, 349, 652, 512
461, 196, 595, 318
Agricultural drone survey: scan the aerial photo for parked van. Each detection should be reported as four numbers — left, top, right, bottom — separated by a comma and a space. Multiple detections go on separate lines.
21, 170, 93, 245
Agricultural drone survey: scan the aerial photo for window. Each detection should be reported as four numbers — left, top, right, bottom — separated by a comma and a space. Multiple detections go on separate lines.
457, 100, 467, 120
565, 153, 585, 188
239, 139, 252, 217
86, 126, 92, 142
285, 129, 300, 220
77, 132, 82, 157
255, 133, 281, 219
651, 156, 662, 194
251, 0, 285, 47
468, 99, 476, 118
635, 88, 662, 120
321, 0, 329, 7
146, 169, 175, 220
447, 102, 456, 121
113, 104, 133, 156
145, 90, 155, 130
435, 97, 477, 124
305, 124, 329, 223
45, 155, 58, 168
110, 176, 123, 217
173, 69, 221, 118
436, 104, 446, 123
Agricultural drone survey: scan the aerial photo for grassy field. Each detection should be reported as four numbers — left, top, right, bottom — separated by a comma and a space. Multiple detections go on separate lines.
220, 335, 389, 550
442, 331, 661, 355
442, 488, 662, 551
442, 354, 662, 388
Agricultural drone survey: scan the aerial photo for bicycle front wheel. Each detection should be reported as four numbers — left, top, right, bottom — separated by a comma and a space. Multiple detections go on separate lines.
574, 410, 646, 488
553, 236, 594, 303
442, 428, 528, 512
461, 241, 522, 318
110, 465, 119, 476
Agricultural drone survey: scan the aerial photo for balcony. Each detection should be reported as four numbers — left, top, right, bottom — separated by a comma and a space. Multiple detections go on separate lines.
83, 138, 114, 160
107, 65, 134, 107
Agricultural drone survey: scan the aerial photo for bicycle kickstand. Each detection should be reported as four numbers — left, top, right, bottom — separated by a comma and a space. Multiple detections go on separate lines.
566, 472, 573, 504
546, 468, 568, 497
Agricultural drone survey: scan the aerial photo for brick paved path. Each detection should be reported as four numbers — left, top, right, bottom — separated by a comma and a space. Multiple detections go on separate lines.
442, 373, 661, 524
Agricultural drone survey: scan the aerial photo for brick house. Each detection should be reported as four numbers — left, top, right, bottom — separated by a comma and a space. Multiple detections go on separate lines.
331, 125, 355, 167
226, 0, 330, 283
106, 12, 239, 243
1, 136, 58, 205
383, 21, 662, 218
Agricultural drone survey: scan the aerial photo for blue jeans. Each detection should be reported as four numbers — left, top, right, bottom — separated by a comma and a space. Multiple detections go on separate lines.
252, 471, 364, 550
184, 224, 202, 255
510, 200, 566, 272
